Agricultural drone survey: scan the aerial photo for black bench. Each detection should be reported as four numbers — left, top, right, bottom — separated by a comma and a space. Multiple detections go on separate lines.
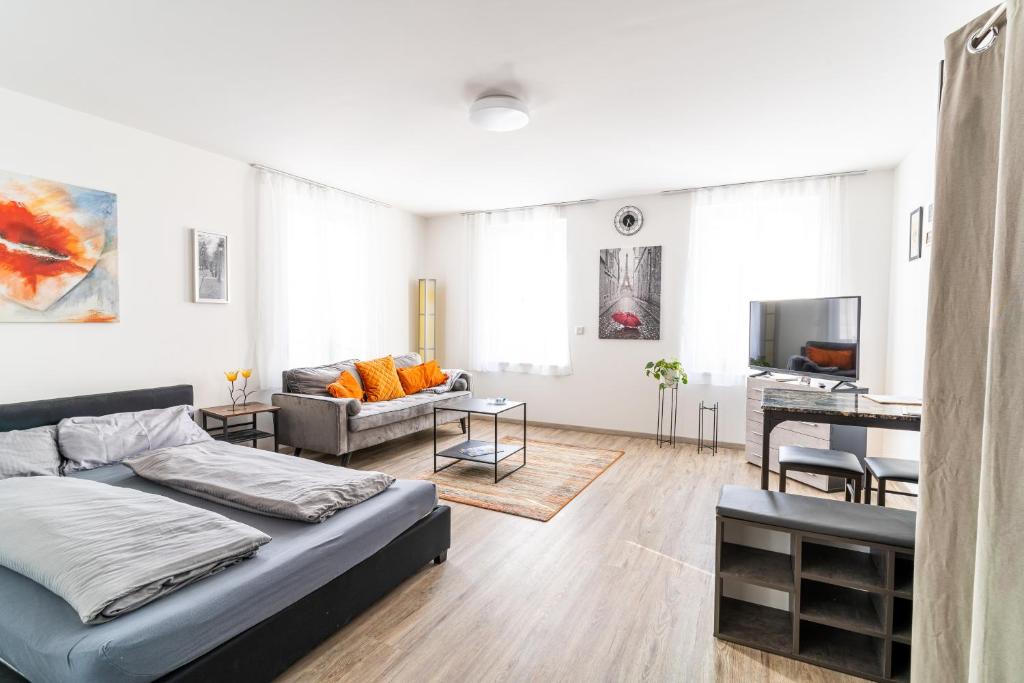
714, 485, 915, 683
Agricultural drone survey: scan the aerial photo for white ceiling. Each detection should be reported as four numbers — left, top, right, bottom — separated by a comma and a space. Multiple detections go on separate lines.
0, 0, 995, 216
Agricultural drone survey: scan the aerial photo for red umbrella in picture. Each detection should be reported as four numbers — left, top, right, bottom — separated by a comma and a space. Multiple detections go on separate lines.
612, 311, 641, 328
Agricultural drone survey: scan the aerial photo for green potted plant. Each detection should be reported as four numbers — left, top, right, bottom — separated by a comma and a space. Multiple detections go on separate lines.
644, 358, 688, 389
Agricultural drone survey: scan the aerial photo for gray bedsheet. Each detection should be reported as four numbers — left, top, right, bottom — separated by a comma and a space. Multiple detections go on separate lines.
0, 463, 438, 683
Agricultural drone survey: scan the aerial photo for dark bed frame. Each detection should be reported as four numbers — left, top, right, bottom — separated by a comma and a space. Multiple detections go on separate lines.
0, 385, 451, 683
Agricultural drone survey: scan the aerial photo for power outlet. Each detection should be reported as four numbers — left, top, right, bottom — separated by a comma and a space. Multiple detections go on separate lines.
574, 326, 585, 335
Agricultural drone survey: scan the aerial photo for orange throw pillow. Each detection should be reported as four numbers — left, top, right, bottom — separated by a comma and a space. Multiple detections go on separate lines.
397, 361, 449, 394
355, 356, 406, 402
423, 360, 448, 387
327, 371, 362, 400
396, 364, 429, 394
806, 346, 855, 370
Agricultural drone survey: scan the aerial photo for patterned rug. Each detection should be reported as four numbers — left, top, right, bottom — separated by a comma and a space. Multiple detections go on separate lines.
422, 437, 625, 521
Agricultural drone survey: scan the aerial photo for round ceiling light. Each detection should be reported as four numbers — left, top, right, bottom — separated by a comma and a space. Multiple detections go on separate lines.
469, 95, 530, 132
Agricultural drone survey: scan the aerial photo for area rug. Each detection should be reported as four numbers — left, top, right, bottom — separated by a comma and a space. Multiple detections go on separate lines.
422, 437, 625, 521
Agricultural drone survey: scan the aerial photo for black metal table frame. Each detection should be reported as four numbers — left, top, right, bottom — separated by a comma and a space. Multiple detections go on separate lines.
760, 409, 920, 490
433, 402, 527, 483
201, 410, 279, 451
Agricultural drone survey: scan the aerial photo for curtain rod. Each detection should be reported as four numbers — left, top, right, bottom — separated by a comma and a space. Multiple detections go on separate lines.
459, 198, 598, 216
250, 163, 392, 208
458, 169, 869, 215
660, 170, 867, 195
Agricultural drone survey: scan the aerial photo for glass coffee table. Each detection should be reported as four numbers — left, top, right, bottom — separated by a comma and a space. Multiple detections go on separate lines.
433, 397, 526, 483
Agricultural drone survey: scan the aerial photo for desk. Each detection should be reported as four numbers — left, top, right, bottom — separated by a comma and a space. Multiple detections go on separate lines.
759, 389, 921, 490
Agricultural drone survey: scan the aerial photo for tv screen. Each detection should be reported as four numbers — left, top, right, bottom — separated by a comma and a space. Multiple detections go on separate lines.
749, 296, 861, 380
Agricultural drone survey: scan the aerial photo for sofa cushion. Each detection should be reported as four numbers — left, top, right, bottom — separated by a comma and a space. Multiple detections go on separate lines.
285, 360, 363, 396
392, 352, 422, 369
355, 356, 406, 403
348, 391, 470, 432
396, 360, 448, 395
327, 371, 363, 400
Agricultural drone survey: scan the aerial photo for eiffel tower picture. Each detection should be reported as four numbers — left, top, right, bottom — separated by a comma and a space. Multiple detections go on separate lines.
598, 245, 662, 340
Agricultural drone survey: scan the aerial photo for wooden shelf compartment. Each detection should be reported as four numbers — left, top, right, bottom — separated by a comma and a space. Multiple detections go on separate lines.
719, 542, 794, 592
894, 553, 914, 598
798, 621, 885, 681
799, 579, 886, 637
891, 642, 911, 682
801, 540, 886, 592
892, 597, 912, 644
717, 597, 793, 655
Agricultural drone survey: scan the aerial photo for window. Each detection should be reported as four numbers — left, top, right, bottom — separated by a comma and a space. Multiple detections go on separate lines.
681, 176, 845, 385
255, 169, 382, 388
466, 206, 572, 375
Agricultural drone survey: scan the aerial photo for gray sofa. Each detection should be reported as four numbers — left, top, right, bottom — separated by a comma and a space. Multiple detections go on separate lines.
272, 353, 471, 466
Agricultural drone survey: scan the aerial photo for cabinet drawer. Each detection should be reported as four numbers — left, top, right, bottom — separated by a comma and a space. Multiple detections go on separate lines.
746, 398, 764, 419
745, 413, 761, 436
778, 419, 830, 440
773, 426, 830, 449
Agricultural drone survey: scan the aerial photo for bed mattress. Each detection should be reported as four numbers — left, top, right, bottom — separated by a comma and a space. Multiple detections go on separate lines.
0, 463, 437, 683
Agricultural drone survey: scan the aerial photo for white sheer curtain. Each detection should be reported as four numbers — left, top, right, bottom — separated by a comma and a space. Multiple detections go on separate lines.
255, 169, 381, 390
681, 176, 845, 385
466, 206, 572, 375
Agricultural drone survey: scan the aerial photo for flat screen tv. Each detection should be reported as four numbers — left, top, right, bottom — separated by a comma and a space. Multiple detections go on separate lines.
748, 296, 861, 381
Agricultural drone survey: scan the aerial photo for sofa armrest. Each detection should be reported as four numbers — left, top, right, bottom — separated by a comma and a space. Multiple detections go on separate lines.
272, 393, 359, 456
456, 371, 473, 393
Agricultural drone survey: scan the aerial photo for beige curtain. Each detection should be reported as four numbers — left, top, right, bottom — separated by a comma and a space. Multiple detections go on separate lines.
915, 2, 1024, 681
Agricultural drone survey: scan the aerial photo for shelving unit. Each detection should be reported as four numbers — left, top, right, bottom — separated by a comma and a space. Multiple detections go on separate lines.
714, 494, 916, 683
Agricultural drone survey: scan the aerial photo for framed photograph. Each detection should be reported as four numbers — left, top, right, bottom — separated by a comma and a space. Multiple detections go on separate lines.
193, 229, 229, 303
598, 245, 661, 340
909, 207, 923, 261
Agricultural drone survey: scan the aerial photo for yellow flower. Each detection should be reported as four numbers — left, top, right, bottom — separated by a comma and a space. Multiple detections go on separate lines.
225, 371, 239, 382
241, 369, 252, 379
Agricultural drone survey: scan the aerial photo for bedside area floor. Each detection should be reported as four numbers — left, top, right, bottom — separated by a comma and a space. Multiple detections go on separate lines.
279, 423, 914, 683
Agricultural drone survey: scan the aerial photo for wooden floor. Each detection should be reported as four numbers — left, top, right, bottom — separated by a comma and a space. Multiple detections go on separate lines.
278, 423, 914, 683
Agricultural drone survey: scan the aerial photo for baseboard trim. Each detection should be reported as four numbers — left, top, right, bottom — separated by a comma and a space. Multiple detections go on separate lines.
491, 416, 743, 450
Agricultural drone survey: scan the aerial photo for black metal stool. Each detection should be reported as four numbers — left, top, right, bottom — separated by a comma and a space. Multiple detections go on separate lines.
864, 457, 920, 506
778, 446, 864, 502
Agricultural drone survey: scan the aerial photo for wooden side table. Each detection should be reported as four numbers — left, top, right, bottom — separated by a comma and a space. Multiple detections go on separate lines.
199, 403, 280, 451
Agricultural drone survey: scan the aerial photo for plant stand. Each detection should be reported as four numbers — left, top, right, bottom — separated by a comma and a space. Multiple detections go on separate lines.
656, 383, 679, 448
698, 400, 719, 455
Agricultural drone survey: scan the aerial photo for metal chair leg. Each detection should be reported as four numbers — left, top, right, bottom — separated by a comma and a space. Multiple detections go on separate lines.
778, 466, 787, 493
864, 470, 872, 505
854, 477, 863, 504
878, 479, 887, 507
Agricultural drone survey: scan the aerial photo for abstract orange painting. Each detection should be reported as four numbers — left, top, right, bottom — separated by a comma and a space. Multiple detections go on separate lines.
0, 170, 118, 322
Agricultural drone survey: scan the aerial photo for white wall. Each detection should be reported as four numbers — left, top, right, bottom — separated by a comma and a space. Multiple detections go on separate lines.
425, 171, 894, 446
882, 127, 936, 460
0, 87, 424, 408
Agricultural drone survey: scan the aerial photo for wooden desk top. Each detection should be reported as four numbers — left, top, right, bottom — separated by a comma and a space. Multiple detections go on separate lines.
199, 402, 280, 419
762, 388, 921, 426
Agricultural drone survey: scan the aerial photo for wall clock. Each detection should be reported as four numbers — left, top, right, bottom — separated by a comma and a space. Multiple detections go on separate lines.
614, 206, 643, 236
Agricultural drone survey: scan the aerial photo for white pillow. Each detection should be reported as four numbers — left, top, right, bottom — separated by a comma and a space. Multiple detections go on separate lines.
59, 405, 213, 472
0, 425, 61, 480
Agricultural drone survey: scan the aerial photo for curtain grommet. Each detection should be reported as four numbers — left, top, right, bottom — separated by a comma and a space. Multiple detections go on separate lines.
967, 26, 999, 54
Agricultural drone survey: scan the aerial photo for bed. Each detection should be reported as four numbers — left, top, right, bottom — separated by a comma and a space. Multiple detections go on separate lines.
0, 385, 451, 683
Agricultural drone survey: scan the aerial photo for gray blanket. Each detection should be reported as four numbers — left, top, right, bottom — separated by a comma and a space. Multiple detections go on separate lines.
424, 369, 468, 394
0, 476, 269, 624
124, 441, 395, 522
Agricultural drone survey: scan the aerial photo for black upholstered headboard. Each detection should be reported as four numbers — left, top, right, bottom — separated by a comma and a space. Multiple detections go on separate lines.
0, 385, 194, 432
